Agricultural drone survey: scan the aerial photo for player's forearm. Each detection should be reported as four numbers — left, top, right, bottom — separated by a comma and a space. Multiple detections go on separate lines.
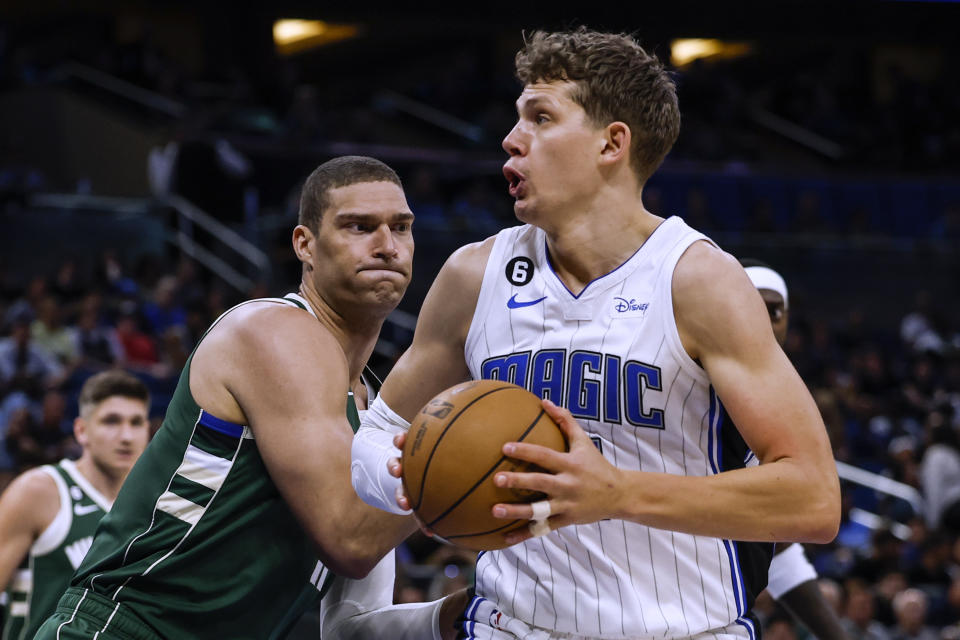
314, 503, 415, 579
619, 460, 839, 542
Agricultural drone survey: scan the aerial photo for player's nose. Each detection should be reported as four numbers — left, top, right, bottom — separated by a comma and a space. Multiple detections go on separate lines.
372, 224, 399, 260
502, 122, 525, 156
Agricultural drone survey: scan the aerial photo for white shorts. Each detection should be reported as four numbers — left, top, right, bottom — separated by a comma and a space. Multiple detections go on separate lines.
458, 595, 754, 640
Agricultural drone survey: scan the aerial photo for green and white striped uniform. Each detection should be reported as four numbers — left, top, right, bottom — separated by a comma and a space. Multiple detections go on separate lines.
2, 459, 110, 640
38, 294, 363, 640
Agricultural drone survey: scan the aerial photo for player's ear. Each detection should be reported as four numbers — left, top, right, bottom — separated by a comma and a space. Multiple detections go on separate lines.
598, 121, 630, 167
292, 224, 315, 267
74, 416, 89, 447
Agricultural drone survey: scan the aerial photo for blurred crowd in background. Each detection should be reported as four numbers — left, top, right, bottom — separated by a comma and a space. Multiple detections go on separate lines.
1, 3, 960, 639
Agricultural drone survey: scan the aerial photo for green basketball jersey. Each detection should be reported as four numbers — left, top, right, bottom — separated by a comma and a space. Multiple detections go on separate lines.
67, 294, 363, 639
2, 460, 110, 640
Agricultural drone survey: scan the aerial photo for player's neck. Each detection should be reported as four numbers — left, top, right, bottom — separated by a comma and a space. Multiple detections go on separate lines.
296, 284, 383, 383
74, 453, 126, 501
544, 198, 663, 295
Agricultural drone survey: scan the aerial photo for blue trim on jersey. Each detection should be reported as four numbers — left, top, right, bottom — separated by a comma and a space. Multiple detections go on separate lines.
197, 410, 245, 438
712, 387, 751, 626
723, 540, 747, 616
737, 615, 757, 640
464, 595, 483, 638
707, 388, 721, 474
542, 219, 670, 300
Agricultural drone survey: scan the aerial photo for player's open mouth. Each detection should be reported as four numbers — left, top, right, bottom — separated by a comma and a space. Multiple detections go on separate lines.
503, 166, 526, 198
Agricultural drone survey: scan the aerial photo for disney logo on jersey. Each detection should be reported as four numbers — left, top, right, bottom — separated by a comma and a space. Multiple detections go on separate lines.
611, 297, 649, 318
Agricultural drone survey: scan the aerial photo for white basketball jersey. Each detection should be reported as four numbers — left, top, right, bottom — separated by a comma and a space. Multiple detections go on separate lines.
464, 217, 770, 639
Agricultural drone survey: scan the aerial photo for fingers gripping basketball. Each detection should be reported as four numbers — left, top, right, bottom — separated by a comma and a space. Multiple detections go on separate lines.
400, 380, 567, 551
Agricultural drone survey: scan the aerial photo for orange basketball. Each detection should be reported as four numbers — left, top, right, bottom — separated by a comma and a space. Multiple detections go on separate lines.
401, 379, 567, 551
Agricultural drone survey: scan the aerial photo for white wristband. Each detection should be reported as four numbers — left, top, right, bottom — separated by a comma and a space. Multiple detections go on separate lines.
350, 396, 413, 515
766, 543, 818, 599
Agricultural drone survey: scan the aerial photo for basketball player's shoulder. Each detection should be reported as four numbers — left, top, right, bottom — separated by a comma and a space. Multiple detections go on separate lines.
673, 241, 744, 302
440, 235, 498, 287
212, 299, 323, 348
0, 466, 59, 532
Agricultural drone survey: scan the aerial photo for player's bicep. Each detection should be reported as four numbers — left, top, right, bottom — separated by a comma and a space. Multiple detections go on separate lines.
674, 246, 827, 464
0, 472, 57, 589
225, 313, 355, 538
705, 343, 824, 465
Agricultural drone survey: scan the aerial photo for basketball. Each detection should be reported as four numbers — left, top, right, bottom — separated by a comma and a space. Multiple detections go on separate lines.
400, 379, 567, 551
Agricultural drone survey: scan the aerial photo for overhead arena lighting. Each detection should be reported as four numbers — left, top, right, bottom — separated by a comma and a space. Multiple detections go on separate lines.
273, 19, 360, 56
670, 39, 753, 68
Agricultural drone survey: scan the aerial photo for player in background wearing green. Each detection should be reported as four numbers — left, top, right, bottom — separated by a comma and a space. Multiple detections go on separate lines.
0, 370, 150, 640
740, 259, 850, 640
34, 156, 463, 640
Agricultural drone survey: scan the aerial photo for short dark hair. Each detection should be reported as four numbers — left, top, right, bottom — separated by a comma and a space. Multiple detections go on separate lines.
515, 27, 681, 184
298, 156, 403, 232
78, 370, 150, 418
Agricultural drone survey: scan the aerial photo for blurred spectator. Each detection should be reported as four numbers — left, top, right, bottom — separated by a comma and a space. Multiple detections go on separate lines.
820, 578, 847, 618
3, 390, 71, 472
764, 612, 799, 640
50, 257, 86, 311
842, 582, 891, 640
72, 296, 123, 370
30, 295, 78, 366
920, 420, 960, 533
889, 588, 938, 640
115, 303, 160, 369
908, 532, 954, 589
3, 275, 46, 329
0, 310, 65, 398
900, 291, 946, 356
141, 275, 186, 337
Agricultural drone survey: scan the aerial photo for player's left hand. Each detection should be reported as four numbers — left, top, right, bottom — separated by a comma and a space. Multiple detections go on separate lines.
491, 399, 624, 545
388, 432, 438, 539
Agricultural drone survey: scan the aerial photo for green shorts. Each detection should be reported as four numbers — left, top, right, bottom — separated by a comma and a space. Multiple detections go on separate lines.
33, 587, 160, 640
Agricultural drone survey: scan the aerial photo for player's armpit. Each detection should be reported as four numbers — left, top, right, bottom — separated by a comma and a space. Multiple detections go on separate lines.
0, 469, 59, 590
378, 238, 493, 421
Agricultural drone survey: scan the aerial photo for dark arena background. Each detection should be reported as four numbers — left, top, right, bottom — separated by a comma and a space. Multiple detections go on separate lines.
1, 1, 958, 638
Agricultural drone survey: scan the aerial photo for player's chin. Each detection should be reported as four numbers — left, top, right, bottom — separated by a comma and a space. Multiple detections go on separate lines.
512, 198, 537, 223
363, 283, 408, 308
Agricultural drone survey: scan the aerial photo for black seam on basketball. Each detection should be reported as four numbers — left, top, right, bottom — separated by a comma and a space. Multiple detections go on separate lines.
409, 384, 518, 511
425, 408, 547, 528
444, 519, 525, 540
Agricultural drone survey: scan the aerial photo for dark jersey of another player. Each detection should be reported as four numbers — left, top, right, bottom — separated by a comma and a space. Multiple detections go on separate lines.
50, 294, 357, 639
1, 460, 108, 640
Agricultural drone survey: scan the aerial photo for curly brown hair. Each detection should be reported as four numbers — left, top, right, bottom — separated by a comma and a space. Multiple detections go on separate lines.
515, 27, 680, 184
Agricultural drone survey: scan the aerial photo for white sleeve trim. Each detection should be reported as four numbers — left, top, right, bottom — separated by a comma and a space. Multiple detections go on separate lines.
766, 543, 819, 599
320, 550, 445, 640
32, 466, 71, 555
351, 396, 413, 515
